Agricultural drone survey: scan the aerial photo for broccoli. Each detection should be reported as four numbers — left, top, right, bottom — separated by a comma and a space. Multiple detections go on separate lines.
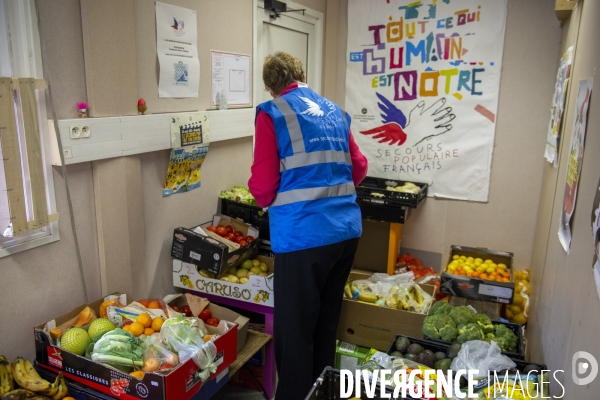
449, 306, 477, 326
428, 301, 453, 316
456, 323, 485, 344
474, 314, 495, 334
422, 313, 458, 341
494, 324, 518, 352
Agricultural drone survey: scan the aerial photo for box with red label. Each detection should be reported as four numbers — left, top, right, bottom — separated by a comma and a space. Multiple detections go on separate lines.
34, 293, 237, 400
440, 245, 515, 304
172, 215, 260, 277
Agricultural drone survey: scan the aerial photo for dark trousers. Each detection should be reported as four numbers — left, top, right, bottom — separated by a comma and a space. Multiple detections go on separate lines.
273, 237, 360, 400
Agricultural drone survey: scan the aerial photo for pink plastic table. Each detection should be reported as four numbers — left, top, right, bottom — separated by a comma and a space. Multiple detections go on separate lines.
186, 290, 276, 399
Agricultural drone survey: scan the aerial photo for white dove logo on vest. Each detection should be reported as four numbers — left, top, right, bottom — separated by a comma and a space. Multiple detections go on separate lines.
299, 97, 324, 117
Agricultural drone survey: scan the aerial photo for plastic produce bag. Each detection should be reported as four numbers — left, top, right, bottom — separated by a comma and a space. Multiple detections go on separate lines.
143, 335, 180, 373
450, 340, 516, 378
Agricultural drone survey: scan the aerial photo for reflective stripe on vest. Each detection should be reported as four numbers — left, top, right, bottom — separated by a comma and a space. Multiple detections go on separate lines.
280, 150, 352, 172
272, 97, 305, 154
271, 182, 356, 207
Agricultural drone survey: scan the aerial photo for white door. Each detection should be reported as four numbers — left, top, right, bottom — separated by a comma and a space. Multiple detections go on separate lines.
254, 1, 323, 106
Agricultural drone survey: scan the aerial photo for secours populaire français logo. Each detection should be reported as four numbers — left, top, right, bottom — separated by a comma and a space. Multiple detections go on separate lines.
299, 97, 324, 117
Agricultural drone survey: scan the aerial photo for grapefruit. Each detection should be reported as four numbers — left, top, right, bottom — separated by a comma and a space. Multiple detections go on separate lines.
88, 318, 115, 342
61, 327, 91, 355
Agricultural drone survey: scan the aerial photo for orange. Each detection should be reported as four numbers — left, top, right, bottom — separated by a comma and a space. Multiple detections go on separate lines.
480, 274, 488, 280
122, 325, 132, 333
203, 335, 213, 343
129, 322, 145, 337
151, 317, 165, 332
144, 327, 155, 336
137, 313, 152, 328
130, 371, 145, 380
139, 299, 150, 308
148, 300, 160, 309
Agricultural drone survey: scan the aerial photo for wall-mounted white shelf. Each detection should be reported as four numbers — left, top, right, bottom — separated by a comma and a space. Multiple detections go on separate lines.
48, 108, 255, 165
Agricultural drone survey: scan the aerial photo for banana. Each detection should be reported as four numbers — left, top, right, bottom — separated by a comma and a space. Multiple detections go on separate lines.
38, 373, 62, 397
344, 284, 353, 299
356, 291, 379, 303
413, 286, 424, 306
0, 355, 14, 395
0, 388, 37, 400
51, 376, 67, 400
11, 358, 50, 393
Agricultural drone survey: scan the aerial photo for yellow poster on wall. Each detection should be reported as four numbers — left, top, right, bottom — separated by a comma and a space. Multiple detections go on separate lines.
163, 113, 210, 197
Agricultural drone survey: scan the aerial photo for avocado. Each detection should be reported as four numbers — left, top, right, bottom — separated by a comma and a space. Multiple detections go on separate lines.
523, 364, 540, 375
404, 353, 419, 362
434, 358, 453, 371
422, 349, 435, 357
434, 351, 447, 361
407, 343, 424, 355
395, 337, 411, 353
447, 343, 462, 359
417, 352, 436, 368
390, 351, 403, 358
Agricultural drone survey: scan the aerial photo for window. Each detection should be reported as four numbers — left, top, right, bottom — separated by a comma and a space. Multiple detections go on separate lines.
0, 0, 59, 256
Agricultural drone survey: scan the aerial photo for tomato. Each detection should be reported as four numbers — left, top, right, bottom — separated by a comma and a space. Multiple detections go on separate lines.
171, 305, 180, 312
225, 225, 234, 234
232, 235, 242, 243
181, 305, 193, 317
245, 236, 254, 243
162, 363, 174, 370
205, 317, 219, 327
225, 233, 236, 241
215, 226, 227, 237
238, 240, 248, 247
206, 226, 216, 232
233, 231, 244, 237
199, 308, 212, 322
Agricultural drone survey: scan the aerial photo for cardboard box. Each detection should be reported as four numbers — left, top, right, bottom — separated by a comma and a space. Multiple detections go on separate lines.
166, 293, 249, 354
35, 293, 237, 400
336, 282, 435, 351
228, 364, 264, 392
334, 341, 370, 370
440, 245, 515, 304
173, 255, 275, 308
172, 215, 260, 277
194, 368, 229, 400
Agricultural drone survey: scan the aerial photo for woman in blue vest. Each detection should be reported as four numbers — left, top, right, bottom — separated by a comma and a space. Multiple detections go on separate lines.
249, 51, 368, 399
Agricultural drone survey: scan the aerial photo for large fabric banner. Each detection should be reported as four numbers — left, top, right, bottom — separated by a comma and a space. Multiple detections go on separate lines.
345, 0, 507, 201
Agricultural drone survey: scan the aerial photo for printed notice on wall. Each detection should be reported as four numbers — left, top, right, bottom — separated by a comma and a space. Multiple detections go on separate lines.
545, 46, 574, 167
210, 50, 252, 107
558, 78, 593, 253
592, 176, 600, 300
156, 2, 200, 98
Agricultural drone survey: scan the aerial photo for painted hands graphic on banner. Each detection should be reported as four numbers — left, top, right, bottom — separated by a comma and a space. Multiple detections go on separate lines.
346, 0, 507, 201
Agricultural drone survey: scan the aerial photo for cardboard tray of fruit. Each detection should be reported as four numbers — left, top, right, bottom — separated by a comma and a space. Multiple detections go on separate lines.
424, 319, 525, 361
355, 177, 428, 209
385, 334, 547, 386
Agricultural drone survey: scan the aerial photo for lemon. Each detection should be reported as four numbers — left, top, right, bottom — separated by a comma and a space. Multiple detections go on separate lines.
460, 256, 467, 261
484, 259, 493, 264
497, 263, 507, 270
486, 267, 495, 274
490, 263, 497, 269
467, 257, 474, 261
252, 259, 261, 268
475, 258, 483, 263
452, 255, 459, 260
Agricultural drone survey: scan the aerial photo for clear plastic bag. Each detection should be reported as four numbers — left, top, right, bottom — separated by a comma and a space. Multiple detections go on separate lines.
450, 340, 516, 378
159, 317, 205, 364
143, 335, 180, 373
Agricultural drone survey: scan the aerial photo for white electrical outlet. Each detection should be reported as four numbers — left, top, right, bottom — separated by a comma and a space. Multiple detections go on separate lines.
80, 125, 91, 138
70, 126, 81, 139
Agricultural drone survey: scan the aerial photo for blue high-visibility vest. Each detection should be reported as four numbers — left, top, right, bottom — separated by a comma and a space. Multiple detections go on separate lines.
256, 84, 362, 253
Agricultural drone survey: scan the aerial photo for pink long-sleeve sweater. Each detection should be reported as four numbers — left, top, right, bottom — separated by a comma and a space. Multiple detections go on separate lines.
248, 83, 368, 208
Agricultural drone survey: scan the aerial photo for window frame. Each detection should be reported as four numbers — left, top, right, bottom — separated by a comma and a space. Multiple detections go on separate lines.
0, 0, 60, 257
